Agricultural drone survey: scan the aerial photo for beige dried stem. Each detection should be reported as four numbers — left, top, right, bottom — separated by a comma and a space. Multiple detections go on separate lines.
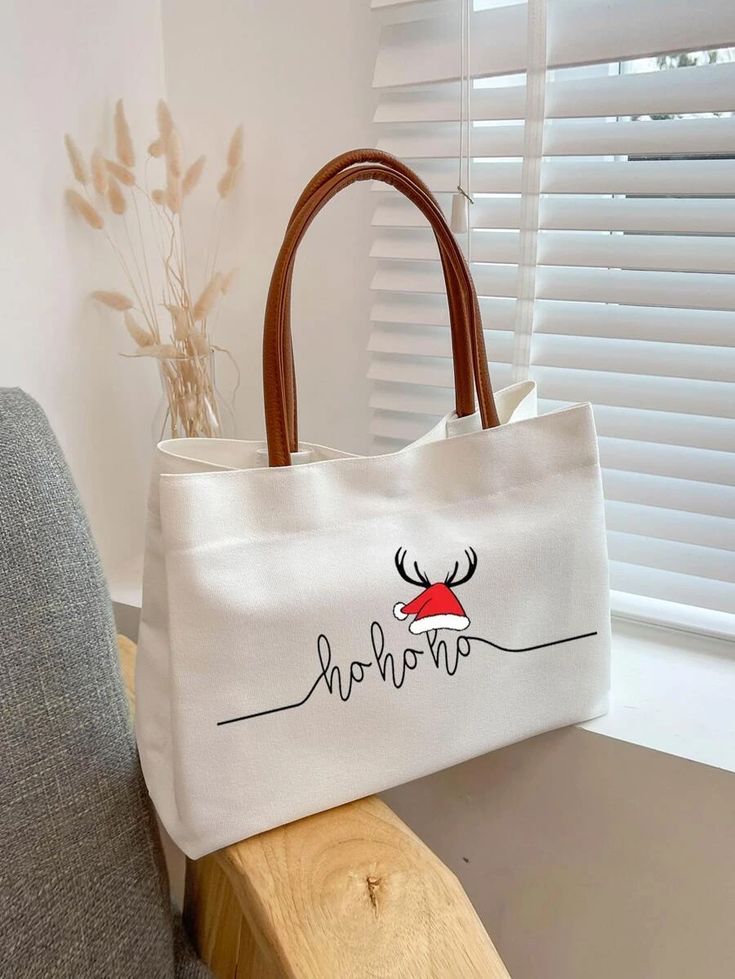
136, 342, 179, 359
114, 100, 135, 167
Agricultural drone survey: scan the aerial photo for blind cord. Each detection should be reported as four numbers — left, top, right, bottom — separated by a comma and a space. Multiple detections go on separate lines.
451, 0, 473, 262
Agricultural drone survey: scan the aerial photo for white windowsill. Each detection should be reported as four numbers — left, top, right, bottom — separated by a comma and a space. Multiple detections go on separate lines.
110, 557, 735, 774
580, 618, 735, 774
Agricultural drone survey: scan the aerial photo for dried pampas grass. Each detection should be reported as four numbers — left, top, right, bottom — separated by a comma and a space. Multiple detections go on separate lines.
166, 172, 182, 214
166, 304, 191, 341
220, 266, 239, 294
65, 101, 243, 439
91, 149, 108, 195
124, 310, 153, 346
165, 129, 183, 178
107, 175, 127, 214
114, 100, 135, 167
66, 189, 103, 229
227, 125, 244, 169
64, 135, 89, 185
183, 155, 206, 196
105, 159, 135, 186
193, 272, 222, 321
92, 290, 134, 310
217, 164, 241, 199
157, 99, 174, 138
188, 331, 210, 356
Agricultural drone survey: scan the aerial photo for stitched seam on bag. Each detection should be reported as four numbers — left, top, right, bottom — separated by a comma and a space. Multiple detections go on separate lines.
162, 457, 603, 555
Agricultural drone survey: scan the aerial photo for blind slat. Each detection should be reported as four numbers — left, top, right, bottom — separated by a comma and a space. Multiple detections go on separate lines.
377, 117, 735, 159
374, 2, 735, 87
530, 365, 734, 418
374, 61, 735, 122
605, 500, 735, 551
608, 531, 735, 583
371, 228, 735, 274
374, 196, 735, 235
540, 402, 734, 453
532, 336, 734, 383
598, 436, 735, 486
371, 260, 735, 312
368, 319, 735, 383
370, 293, 735, 345
390, 158, 735, 195
368, 324, 515, 362
368, 352, 735, 417
602, 470, 735, 520
368, 356, 514, 389
608, 561, 735, 614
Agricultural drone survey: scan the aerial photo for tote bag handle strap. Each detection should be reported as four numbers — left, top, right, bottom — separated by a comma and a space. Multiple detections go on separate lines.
278, 150, 496, 452
263, 162, 500, 467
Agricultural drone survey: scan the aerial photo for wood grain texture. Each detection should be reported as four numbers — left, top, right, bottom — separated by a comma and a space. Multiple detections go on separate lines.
216, 795, 510, 979
117, 636, 508, 978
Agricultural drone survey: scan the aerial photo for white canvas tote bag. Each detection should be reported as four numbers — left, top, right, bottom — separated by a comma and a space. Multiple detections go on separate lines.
136, 152, 610, 859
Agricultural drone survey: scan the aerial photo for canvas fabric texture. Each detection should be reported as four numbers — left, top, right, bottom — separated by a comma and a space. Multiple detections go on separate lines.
0, 389, 210, 979
136, 380, 611, 859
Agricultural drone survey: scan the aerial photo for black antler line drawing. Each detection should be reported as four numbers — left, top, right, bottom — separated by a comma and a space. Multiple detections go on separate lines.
394, 547, 430, 588
394, 547, 478, 590
444, 548, 477, 587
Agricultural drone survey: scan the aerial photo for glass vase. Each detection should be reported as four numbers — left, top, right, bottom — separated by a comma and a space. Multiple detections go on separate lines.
152, 348, 236, 442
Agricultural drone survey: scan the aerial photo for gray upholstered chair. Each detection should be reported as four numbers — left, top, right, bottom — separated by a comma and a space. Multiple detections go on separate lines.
0, 389, 210, 979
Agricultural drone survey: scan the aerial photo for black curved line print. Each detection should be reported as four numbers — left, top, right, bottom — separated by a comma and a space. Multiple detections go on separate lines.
216, 624, 598, 727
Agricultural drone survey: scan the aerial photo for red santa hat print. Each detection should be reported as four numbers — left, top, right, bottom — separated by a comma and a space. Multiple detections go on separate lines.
392, 547, 477, 635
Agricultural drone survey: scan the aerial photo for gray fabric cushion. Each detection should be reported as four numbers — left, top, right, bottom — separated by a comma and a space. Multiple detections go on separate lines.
0, 389, 210, 979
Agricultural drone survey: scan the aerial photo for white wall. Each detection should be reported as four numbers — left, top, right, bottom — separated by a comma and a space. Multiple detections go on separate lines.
0, 0, 166, 575
1, 0, 378, 580
160, 0, 379, 453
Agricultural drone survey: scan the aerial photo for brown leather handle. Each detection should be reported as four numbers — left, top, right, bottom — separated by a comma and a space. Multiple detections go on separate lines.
263, 161, 499, 467
279, 150, 498, 451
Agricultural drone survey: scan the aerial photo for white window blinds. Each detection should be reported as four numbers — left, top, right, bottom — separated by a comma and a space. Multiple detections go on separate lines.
369, 0, 735, 638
